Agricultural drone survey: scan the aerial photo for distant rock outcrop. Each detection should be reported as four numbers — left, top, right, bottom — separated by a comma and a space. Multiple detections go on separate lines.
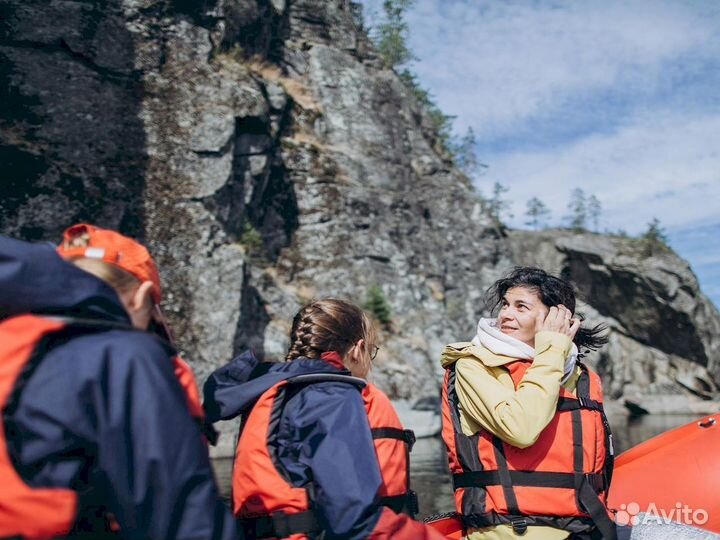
508, 230, 720, 414
2, 0, 718, 448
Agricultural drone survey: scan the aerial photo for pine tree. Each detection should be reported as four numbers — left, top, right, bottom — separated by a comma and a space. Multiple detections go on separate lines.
453, 127, 487, 180
566, 188, 587, 232
525, 197, 550, 230
488, 182, 512, 225
374, 0, 416, 69
370, 1, 455, 151
587, 194, 602, 232
640, 217, 669, 256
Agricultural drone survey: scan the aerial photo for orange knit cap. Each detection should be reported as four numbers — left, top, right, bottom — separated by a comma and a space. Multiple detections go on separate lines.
57, 223, 162, 304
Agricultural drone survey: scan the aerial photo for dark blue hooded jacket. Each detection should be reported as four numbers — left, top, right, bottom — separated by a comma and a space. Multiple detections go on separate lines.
203, 353, 444, 540
0, 236, 239, 539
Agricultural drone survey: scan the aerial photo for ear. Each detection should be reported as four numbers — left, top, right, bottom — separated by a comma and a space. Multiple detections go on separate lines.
130, 281, 155, 311
125, 281, 155, 330
346, 339, 371, 378
346, 339, 364, 364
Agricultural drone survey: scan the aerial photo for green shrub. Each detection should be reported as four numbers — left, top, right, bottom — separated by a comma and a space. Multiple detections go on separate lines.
240, 222, 263, 253
365, 284, 393, 326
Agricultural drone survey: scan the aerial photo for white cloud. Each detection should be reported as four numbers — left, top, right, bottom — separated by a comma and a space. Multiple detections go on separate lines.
401, 0, 720, 138
482, 109, 720, 233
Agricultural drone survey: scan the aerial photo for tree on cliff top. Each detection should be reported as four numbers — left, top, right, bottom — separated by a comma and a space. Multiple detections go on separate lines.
488, 182, 513, 225
452, 127, 488, 184
588, 194, 602, 232
369, 0, 456, 152
374, 0, 416, 68
640, 217, 670, 257
525, 196, 550, 230
565, 188, 587, 232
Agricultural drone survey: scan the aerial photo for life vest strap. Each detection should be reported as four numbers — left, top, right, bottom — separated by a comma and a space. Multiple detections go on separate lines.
462, 511, 598, 535
237, 510, 321, 539
371, 427, 416, 449
577, 477, 617, 540
490, 435, 520, 514
286, 373, 366, 388
378, 490, 419, 517
557, 396, 604, 412
452, 470, 606, 492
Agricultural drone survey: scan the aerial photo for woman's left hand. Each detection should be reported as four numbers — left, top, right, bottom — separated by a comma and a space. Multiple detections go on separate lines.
536, 304, 581, 339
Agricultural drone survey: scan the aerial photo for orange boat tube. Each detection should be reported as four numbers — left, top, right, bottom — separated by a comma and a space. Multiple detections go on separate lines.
607, 413, 720, 533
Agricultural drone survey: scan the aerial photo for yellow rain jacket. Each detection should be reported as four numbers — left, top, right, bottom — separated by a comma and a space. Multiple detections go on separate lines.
440, 331, 580, 540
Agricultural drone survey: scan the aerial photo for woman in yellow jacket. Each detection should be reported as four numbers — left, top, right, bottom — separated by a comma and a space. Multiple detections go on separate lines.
440, 267, 617, 540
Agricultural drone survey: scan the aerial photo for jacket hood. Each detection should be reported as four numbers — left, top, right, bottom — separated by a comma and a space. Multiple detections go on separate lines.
440, 341, 516, 369
0, 235, 129, 323
203, 351, 350, 422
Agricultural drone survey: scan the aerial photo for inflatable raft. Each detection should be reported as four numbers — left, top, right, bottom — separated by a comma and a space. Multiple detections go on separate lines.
425, 413, 720, 537
607, 412, 719, 534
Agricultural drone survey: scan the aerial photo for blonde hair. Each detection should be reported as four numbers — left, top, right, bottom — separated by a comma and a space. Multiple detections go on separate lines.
70, 257, 140, 296
286, 299, 377, 369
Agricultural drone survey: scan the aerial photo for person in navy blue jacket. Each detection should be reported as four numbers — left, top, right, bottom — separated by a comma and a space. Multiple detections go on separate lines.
203, 298, 446, 540
0, 231, 239, 540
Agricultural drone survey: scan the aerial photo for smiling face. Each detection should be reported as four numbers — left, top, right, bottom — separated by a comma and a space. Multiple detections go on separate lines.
497, 286, 549, 347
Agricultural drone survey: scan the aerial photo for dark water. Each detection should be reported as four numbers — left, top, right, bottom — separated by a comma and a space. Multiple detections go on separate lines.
212, 414, 703, 519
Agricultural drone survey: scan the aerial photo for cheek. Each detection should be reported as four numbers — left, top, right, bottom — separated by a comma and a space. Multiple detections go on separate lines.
518, 310, 539, 329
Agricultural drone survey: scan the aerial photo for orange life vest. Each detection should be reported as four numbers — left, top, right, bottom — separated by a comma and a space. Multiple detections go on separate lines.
441, 359, 616, 539
232, 373, 417, 539
0, 314, 205, 539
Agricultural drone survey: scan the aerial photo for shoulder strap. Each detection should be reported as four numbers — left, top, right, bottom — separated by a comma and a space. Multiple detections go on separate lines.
286, 372, 366, 389
576, 363, 615, 489
371, 427, 416, 449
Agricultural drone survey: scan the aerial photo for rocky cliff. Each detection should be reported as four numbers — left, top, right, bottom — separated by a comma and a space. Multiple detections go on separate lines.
508, 230, 720, 415
2, 0, 719, 442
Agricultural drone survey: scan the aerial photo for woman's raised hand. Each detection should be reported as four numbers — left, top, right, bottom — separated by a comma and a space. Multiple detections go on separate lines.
535, 305, 581, 340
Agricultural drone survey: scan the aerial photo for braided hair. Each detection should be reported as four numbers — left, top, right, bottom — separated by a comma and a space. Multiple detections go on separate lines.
286, 298, 376, 362
485, 267, 609, 353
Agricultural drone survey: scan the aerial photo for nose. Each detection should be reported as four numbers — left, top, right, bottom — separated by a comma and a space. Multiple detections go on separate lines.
499, 305, 516, 321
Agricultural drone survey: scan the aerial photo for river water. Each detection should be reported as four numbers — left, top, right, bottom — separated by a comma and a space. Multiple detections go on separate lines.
212, 413, 702, 519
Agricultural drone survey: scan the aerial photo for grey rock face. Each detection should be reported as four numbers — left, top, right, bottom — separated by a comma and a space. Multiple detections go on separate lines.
508, 230, 720, 413
2, 0, 718, 434
1, 0, 147, 239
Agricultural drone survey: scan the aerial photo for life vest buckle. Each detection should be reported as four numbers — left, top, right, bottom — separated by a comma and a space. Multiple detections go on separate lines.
511, 517, 528, 535
408, 490, 419, 516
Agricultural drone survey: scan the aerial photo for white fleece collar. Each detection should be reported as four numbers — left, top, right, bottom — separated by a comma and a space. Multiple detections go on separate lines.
471, 318, 578, 383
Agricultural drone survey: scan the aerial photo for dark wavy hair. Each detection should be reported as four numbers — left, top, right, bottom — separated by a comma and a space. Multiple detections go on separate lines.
485, 267, 609, 353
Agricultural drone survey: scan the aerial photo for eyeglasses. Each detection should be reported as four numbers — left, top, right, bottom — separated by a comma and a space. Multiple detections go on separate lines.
371, 346, 380, 361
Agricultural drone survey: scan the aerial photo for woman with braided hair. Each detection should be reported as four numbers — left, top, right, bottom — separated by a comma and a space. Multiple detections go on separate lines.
203, 298, 447, 539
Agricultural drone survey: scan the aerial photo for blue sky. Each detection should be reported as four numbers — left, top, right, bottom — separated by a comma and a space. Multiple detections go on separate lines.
359, 0, 720, 307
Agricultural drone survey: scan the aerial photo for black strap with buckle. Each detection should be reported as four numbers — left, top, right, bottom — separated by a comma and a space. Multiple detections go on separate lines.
237, 510, 321, 539
511, 517, 528, 535
379, 490, 419, 517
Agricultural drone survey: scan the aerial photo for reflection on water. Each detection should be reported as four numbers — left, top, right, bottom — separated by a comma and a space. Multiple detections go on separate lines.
214, 457, 233, 502
212, 413, 705, 519
608, 413, 701, 454
408, 437, 454, 518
